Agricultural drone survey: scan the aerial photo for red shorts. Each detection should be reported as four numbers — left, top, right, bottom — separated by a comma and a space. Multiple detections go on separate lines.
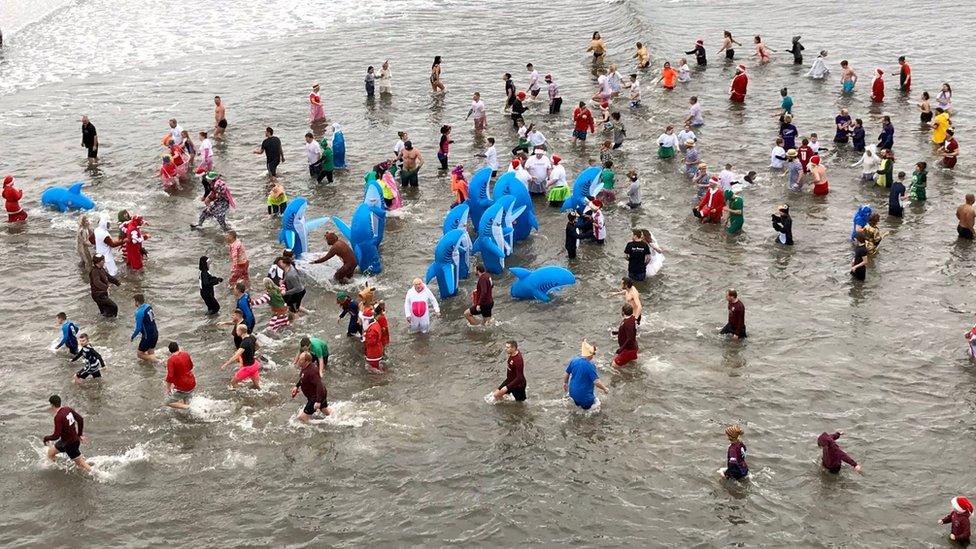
613, 349, 638, 366
233, 360, 261, 382
813, 181, 829, 195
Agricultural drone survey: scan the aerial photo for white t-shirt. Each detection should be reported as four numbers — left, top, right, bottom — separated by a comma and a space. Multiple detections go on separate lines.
305, 140, 323, 165
393, 139, 405, 158
470, 100, 486, 119
678, 63, 691, 82
548, 164, 567, 187
199, 138, 213, 161
629, 80, 642, 101
170, 125, 184, 144
688, 103, 704, 125
677, 129, 696, 147
528, 70, 541, 92
809, 140, 821, 154
525, 155, 552, 182
658, 133, 679, 148
528, 130, 546, 147
484, 145, 498, 171
718, 169, 737, 190
770, 146, 787, 168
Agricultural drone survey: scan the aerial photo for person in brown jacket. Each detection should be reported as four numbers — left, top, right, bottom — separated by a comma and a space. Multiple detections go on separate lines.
89, 254, 121, 317
313, 231, 357, 283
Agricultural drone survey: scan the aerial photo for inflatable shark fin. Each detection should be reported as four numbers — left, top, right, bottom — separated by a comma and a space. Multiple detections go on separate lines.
509, 267, 531, 280
331, 216, 352, 240
305, 216, 331, 232
424, 263, 437, 285
69, 182, 84, 194
441, 264, 457, 295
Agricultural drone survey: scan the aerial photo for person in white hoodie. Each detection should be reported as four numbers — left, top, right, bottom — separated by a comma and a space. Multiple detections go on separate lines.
852, 144, 880, 182
93, 218, 120, 276
404, 278, 440, 334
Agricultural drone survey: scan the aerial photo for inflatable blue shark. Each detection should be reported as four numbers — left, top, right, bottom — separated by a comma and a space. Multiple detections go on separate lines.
40, 182, 95, 212
492, 171, 538, 242
333, 202, 382, 274
442, 203, 473, 280
278, 197, 331, 259
560, 166, 603, 213
424, 229, 468, 299
332, 123, 346, 169
509, 266, 577, 303
363, 173, 387, 243
464, 167, 495, 229
498, 194, 525, 256
472, 195, 523, 274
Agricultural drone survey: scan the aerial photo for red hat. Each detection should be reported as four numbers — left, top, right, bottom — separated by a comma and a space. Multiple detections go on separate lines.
2, 175, 12, 187
511, 159, 520, 168
362, 307, 374, 319
876, 68, 884, 75
517, 91, 526, 99
696, 39, 704, 45
195, 165, 207, 175
737, 64, 747, 71
591, 199, 603, 208
600, 101, 609, 109
552, 155, 561, 164
544, 73, 553, 79
953, 497, 974, 514
810, 155, 821, 165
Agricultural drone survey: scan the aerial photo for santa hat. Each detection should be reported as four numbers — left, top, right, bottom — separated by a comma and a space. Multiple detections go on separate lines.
2, 175, 12, 187
544, 73, 553, 80
709, 175, 721, 185
876, 68, 884, 75
590, 199, 603, 209
736, 64, 747, 72
552, 155, 561, 164
696, 39, 704, 46
953, 497, 974, 514
195, 165, 207, 175
517, 91, 526, 99
600, 101, 609, 109
810, 155, 821, 165
361, 307, 374, 320
511, 159, 520, 168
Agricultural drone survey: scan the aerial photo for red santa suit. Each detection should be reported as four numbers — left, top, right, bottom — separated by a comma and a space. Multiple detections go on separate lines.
123, 216, 147, 270
160, 158, 179, 189
2, 176, 27, 222
695, 185, 725, 223
362, 308, 384, 372
169, 143, 188, 177
871, 68, 885, 103
729, 65, 748, 102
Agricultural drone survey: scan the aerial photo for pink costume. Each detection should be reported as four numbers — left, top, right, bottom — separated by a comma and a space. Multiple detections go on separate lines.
309, 89, 326, 122
382, 172, 402, 210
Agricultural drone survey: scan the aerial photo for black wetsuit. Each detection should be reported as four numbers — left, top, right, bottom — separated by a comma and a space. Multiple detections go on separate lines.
199, 256, 223, 315
685, 45, 707, 66
788, 41, 804, 64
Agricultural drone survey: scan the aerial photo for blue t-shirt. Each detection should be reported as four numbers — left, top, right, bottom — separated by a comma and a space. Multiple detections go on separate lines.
779, 124, 798, 150
889, 181, 906, 215
131, 303, 158, 341
565, 356, 598, 408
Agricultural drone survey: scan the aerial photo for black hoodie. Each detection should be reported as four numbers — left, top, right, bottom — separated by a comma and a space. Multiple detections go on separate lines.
199, 256, 222, 293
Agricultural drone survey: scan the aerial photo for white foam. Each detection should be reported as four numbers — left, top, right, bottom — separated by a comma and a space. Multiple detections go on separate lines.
186, 394, 236, 422
87, 443, 152, 482
219, 449, 257, 469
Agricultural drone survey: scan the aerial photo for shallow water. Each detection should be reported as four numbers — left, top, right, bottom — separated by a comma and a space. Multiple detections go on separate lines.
1, 0, 975, 546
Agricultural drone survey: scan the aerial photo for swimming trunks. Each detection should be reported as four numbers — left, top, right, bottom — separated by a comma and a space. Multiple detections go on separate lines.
233, 360, 261, 382
468, 303, 494, 318
813, 182, 829, 196
920, 112, 933, 124
55, 440, 82, 459
138, 334, 158, 352
218, 119, 228, 129
959, 226, 975, 240
572, 129, 588, 140
842, 80, 855, 93
613, 349, 639, 366
303, 397, 327, 415
725, 49, 735, 60
76, 367, 102, 379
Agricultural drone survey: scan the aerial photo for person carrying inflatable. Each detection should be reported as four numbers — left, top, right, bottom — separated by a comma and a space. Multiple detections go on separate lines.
2, 175, 27, 222
404, 278, 440, 334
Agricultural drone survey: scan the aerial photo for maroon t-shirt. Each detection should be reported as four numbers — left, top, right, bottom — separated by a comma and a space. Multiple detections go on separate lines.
501, 352, 526, 390
475, 273, 494, 307
616, 316, 638, 352
43, 407, 84, 444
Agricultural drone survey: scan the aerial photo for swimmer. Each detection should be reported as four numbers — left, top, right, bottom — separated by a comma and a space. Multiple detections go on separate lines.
164, 342, 195, 410
131, 294, 159, 362
362, 308, 385, 373
654, 61, 678, 89
940, 497, 973, 544
716, 30, 741, 60
313, 231, 357, 283
55, 312, 80, 355
586, 31, 607, 59
898, 56, 911, 92
723, 425, 749, 479
465, 264, 494, 326
336, 291, 363, 337
220, 325, 261, 390
563, 341, 609, 410
719, 289, 746, 340
817, 431, 862, 474
298, 336, 329, 378
430, 56, 445, 93
71, 333, 105, 384
213, 96, 227, 138
612, 304, 639, 368
492, 341, 526, 402
399, 141, 423, 188
918, 92, 932, 124
956, 194, 975, 240
42, 395, 92, 473
291, 352, 331, 421
787, 35, 804, 64
633, 42, 649, 69
809, 155, 829, 196
753, 35, 773, 63
839, 60, 857, 93
404, 278, 440, 334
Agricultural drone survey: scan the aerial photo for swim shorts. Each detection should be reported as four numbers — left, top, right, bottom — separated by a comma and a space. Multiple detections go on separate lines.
469, 302, 493, 318
613, 349, 638, 366
76, 367, 101, 379
138, 334, 158, 353
303, 398, 327, 415
843, 81, 855, 93
165, 390, 194, 404
86, 147, 98, 159
572, 129, 588, 141
55, 439, 82, 459
959, 226, 975, 240
218, 119, 228, 129
233, 361, 261, 382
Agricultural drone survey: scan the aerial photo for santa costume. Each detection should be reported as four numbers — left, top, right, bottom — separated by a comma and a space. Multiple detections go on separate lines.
871, 68, 885, 103
694, 179, 726, 223
729, 65, 748, 102
2, 175, 27, 222
123, 216, 148, 271
362, 308, 385, 373
940, 496, 973, 543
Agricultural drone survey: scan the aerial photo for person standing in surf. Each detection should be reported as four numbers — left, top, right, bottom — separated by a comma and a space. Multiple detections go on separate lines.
430, 56, 445, 93
840, 60, 857, 93
723, 425, 749, 479
817, 431, 862, 474
492, 340, 526, 402
42, 395, 92, 473
308, 84, 325, 124
563, 341, 609, 410
720, 289, 746, 340
214, 96, 227, 138
716, 31, 742, 60
291, 352, 331, 421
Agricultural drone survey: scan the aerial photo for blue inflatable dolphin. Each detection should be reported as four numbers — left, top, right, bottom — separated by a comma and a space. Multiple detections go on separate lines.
363, 174, 387, 243
509, 266, 577, 303
424, 229, 467, 299
498, 194, 525, 256
278, 197, 331, 259
464, 167, 495, 229
40, 182, 95, 212
332, 123, 346, 169
471, 198, 509, 274
442, 203, 473, 280
492, 171, 538, 242
560, 166, 604, 213
333, 202, 382, 274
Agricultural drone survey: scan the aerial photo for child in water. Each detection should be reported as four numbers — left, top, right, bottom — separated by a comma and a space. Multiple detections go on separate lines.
723, 425, 749, 480
71, 333, 106, 384
940, 496, 972, 543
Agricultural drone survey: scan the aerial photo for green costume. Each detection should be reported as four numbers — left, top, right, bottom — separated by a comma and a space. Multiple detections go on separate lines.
876, 158, 893, 188
307, 337, 329, 359
910, 168, 927, 201
657, 145, 675, 158
318, 139, 335, 171
601, 168, 615, 190
725, 190, 744, 234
